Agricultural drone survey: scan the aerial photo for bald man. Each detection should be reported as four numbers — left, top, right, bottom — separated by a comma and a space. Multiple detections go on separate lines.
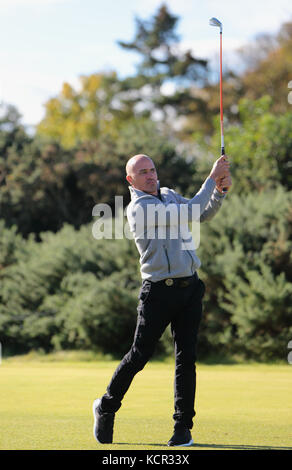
93, 153, 232, 446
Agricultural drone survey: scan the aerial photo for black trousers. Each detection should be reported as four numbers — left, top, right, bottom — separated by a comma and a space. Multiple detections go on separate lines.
99, 274, 205, 429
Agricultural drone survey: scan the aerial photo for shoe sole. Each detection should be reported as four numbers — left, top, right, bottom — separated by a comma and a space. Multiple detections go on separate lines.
168, 439, 194, 447
92, 398, 102, 443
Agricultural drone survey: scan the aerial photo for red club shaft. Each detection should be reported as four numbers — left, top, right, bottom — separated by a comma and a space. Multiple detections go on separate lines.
220, 30, 225, 156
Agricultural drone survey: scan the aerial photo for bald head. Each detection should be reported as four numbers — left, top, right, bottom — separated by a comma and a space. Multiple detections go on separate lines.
126, 154, 153, 176
126, 154, 158, 195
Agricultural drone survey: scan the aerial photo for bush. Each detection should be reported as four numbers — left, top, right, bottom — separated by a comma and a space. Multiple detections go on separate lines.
0, 223, 141, 356
1, 186, 291, 361
196, 185, 292, 361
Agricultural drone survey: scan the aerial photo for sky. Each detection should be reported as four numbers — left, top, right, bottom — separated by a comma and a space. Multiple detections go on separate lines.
0, 0, 291, 128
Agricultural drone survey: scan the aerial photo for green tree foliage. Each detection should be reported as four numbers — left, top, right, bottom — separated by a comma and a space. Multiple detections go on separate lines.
1, 5, 292, 362
37, 72, 127, 149
1, 118, 195, 237
117, 3, 208, 124
1, 185, 291, 360
36, 4, 209, 147
0, 103, 32, 186
192, 96, 292, 193
196, 186, 292, 360
1, 139, 88, 237
239, 21, 292, 115
0, 220, 28, 271
182, 21, 292, 140
0, 103, 30, 154
0, 223, 140, 355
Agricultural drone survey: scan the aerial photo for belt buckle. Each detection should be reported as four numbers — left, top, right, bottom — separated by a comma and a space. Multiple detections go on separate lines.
165, 278, 174, 286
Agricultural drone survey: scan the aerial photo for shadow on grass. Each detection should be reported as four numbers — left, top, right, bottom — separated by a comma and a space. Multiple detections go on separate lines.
115, 442, 292, 450
193, 443, 292, 450
115, 443, 169, 448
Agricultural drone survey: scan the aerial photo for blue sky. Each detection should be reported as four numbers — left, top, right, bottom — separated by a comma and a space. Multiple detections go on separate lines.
0, 0, 291, 127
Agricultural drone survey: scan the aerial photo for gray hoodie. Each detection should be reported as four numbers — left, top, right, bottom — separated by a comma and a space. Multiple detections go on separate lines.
127, 176, 226, 282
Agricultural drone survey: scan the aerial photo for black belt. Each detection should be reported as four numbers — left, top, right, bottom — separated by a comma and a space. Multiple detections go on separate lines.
155, 273, 198, 288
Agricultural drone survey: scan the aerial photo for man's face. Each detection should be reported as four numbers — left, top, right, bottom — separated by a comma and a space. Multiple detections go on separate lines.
126, 157, 158, 195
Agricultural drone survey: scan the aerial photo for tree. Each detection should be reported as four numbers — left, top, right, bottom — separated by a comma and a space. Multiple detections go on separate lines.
36, 72, 127, 149
1, 186, 291, 361
35, 4, 211, 145
117, 3, 208, 126
1, 113, 196, 237
191, 96, 292, 194
0, 223, 140, 355
182, 21, 292, 140
0, 102, 32, 187
239, 21, 292, 115
196, 186, 292, 360
0, 139, 88, 237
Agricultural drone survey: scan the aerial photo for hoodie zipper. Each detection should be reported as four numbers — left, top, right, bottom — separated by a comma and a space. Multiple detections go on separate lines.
163, 245, 171, 274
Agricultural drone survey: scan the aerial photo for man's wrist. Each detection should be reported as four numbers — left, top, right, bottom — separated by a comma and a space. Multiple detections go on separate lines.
215, 186, 227, 197
209, 174, 217, 184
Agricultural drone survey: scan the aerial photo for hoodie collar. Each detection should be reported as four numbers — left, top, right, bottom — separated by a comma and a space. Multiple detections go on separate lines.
128, 185, 158, 199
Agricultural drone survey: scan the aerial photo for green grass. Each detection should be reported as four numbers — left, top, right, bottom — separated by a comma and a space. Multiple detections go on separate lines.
0, 355, 291, 450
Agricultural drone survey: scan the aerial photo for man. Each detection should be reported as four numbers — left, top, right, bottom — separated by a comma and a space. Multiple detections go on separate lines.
93, 154, 231, 446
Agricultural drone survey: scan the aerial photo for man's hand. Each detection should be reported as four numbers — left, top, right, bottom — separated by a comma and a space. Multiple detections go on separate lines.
216, 173, 232, 193
209, 155, 230, 187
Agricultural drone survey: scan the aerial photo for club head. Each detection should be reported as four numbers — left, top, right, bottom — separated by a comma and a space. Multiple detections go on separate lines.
209, 17, 222, 32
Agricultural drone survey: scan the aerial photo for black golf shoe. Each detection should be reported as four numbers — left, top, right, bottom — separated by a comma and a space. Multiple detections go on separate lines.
92, 398, 115, 444
167, 427, 194, 447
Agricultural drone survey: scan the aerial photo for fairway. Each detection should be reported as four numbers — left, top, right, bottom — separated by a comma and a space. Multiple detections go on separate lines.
0, 358, 291, 450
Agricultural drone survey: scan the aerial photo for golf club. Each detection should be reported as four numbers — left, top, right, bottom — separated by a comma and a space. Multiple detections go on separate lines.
209, 17, 228, 192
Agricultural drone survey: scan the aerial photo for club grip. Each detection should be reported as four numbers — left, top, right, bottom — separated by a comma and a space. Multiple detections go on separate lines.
221, 147, 228, 193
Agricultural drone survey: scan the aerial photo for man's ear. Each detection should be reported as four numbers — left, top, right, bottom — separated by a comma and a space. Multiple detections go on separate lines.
126, 175, 132, 185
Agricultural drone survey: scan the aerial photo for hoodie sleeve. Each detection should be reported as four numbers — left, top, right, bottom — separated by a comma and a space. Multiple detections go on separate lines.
170, 177, 218, 219
199, 188, 226, 222
171, 177, 226, 223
